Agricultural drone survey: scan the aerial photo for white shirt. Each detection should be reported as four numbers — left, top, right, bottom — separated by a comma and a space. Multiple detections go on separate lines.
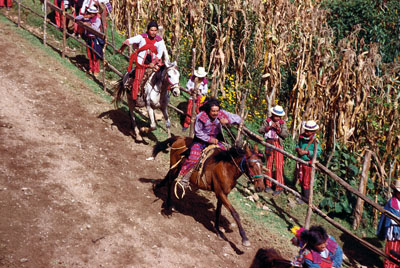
126, 34, 169, 65
186, 78, 208, 97
264, 120, 279, 140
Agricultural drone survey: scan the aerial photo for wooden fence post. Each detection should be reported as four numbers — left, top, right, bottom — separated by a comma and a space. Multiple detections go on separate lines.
352, 150, 372, 230
127, 10, 132, 55
101, 8, 107, 91
43, 0, 47, 45
111, 19, 115, 55
305, 139, 319, 229
17, 0, 21, 27
62, 4, 66, 58
235, 88, 248, 146
189, 48, 197, 138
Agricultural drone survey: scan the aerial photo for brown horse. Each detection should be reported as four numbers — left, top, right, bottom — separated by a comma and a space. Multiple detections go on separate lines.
152, 136, 265, 247
249, 248, 293, 268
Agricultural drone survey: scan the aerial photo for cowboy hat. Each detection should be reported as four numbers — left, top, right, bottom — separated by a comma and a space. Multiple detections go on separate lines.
270, 105, 285, 117
87, 6, 98, 13
303, 120, 319, 131
194, 67, 208, 78
391, 179, 400, 192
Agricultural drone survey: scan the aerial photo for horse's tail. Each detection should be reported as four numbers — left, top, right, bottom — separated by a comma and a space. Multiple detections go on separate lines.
112, 75, 127, 107
152, 136, 180, 158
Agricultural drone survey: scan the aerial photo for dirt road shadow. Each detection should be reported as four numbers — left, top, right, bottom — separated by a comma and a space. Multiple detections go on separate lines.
98, 108, 158, 143
140, 177, 245, 254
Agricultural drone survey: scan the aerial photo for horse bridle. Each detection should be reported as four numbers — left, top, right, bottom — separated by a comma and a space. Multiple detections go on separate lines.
239, 154, 264, 183
165, 66, 180, 92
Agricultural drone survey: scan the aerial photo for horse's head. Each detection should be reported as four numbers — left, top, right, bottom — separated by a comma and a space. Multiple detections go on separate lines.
164, 61, 180, 97
244, 144, 265, 193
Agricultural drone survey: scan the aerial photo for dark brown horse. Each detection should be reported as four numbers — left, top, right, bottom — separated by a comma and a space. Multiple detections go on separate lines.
249, 248, 293, 268
152, 136, 265, 247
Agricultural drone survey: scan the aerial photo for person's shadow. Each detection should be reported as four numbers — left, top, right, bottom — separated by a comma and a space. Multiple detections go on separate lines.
340, 232, 384, 267
139, 177, 245, 255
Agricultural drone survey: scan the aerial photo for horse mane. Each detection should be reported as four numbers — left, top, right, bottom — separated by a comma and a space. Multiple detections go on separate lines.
214, 146, 245, 163
151, 65, 167, 85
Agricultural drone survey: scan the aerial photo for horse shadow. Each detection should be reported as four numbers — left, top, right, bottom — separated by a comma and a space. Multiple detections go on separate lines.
176, 101, 188, 127
340, 233, 383, 267
70, 54, 89, 74
139, 177, 245, 255
235, 180, 303, 229
98, 108, 158, 144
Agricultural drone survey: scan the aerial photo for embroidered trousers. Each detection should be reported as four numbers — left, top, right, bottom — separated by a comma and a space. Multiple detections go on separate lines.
385, 240, 400, 268
264, 139, 284, 189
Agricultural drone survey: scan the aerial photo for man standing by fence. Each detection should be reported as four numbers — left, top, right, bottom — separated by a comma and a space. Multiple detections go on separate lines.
377, 178, 400, 268
258, 105, 289, 196
295, 120, 321, 204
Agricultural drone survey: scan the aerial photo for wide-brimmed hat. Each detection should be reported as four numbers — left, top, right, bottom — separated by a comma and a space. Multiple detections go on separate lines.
391, 179, 400, 192
303, 120, 319, 131
270, 105, 285, 117
87, 6, 98, 13
194, 67, 208, 78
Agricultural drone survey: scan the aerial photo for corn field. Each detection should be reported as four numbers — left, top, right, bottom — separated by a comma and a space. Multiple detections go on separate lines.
110, 0, 400, 181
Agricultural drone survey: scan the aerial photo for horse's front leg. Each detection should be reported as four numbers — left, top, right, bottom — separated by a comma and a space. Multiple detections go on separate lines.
127, 96, 143, 142
215, 198, 225, 238
146, 105, 157, 131
161, 105, 171, 137
218, 193, 250, 247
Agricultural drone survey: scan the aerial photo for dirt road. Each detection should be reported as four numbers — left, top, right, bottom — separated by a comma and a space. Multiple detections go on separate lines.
0, 17, 297, 268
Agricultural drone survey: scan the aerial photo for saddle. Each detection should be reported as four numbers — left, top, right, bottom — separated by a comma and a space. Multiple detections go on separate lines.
122, 68, 155, 106
193, 144, 220, 187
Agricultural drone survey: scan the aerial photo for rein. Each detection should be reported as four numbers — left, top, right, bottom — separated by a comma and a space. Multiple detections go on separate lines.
221, 126, 263, 183
231, 153, 263, 183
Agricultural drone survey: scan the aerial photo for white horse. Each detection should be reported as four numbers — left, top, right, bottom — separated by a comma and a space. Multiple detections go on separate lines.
113, 61, 180, 142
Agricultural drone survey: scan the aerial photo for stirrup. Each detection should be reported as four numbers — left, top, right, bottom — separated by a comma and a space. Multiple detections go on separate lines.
174, 179, 191, 199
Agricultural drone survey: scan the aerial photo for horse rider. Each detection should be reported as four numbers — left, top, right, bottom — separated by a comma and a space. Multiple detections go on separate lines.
118, 21, 169, 105
179, 97, 242, 188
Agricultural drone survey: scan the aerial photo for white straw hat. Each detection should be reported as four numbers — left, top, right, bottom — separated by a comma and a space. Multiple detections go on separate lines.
270, 105, 285, 117
194, 67, 208, 78
87, 6, 98, 13
303, 120, 319, 131
391, 179, 400, 192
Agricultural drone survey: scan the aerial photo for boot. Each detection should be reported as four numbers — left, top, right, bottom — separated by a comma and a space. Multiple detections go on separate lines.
179, 172, 192, 189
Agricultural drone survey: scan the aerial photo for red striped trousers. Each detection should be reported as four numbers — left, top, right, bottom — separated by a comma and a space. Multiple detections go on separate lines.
385, 240, 400, 268
132, 65, 146, 100
264, 139, 284, 189
184, 96, 203, 128
0, 0, 12, 7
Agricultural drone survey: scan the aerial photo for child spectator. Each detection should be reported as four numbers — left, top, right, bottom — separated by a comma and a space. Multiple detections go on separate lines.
291, 225, 343, 268
182, 66, 209, 131
295, 120, 322, 203
82, 6, 103, 76
258, 105, 289, 196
